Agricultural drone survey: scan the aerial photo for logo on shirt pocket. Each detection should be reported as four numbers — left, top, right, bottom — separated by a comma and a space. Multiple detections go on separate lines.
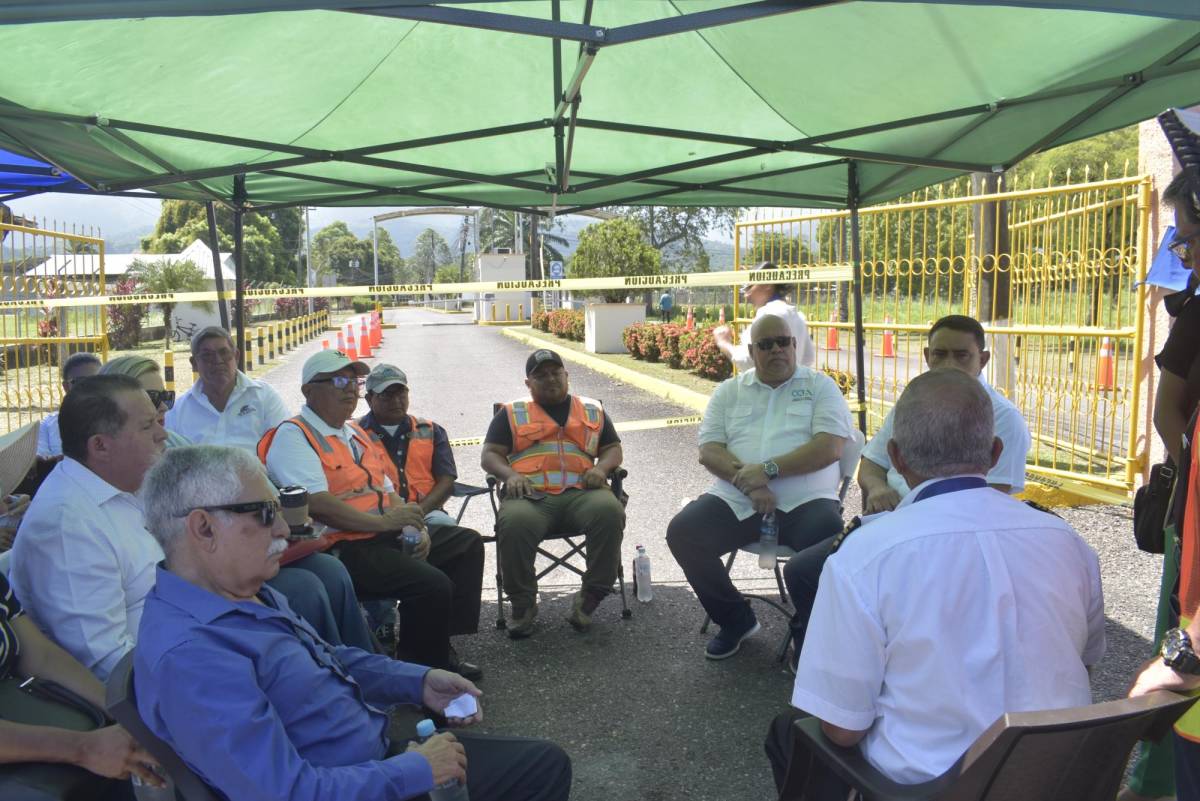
237, 405, 256, 416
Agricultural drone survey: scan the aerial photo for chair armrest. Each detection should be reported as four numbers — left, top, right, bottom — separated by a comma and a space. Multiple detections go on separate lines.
788, 717, 945, 801
451, 481, 490, 498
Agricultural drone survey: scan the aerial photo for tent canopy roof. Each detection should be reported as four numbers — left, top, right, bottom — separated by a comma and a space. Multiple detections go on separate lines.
2, 1, 1199, 213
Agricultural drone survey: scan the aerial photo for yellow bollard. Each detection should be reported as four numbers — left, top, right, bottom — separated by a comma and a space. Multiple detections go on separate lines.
256, 328, 266, 365
163, 351, 175, 392
243, 332, 254, 373
518, 304, 524, 321
505, 304, 511, 322
491, 304, 497, 322
268, 325, 276, 360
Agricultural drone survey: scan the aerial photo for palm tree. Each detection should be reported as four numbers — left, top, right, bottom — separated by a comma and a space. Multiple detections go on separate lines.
478, 209, 570, 277
126, 257, 211, 346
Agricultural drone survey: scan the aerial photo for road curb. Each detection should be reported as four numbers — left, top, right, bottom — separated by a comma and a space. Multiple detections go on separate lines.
501, 327, 712, 413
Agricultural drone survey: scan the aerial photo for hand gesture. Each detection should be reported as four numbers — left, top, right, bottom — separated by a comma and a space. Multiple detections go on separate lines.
78, 726, 165, 787
732, 463, 769, 494
581, 466, 608, 490
382, 503, 425, 532
422, 669, 483, 726
407, 732, 467, 788
748, 486, 777, 515
863, 486, 902, 515
503, 474, 535, 499
712, 325, 733, 346
1128, 656, 1200, 698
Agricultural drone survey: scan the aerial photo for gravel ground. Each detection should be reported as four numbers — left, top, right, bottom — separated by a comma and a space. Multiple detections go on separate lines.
260, 307, 1162, 801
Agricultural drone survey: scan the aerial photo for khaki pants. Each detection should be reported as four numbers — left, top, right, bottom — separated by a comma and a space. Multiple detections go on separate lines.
495, 487, 625, 608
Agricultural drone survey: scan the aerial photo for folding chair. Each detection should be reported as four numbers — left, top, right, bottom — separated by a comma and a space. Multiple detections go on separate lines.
484, 402, 631, 630
700, 428, 866, 662
106, 650, 221, 801
779, 691, 1199, 801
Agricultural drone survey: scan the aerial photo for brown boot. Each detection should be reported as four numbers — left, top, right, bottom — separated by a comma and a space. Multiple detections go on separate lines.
508, 603, 538, 639
566, 588, 607, 632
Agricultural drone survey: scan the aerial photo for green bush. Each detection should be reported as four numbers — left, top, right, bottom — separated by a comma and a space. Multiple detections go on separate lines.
684, 325, 732, 380
532, 310, 551, 332
547, 310, 584, 342
623, 322, 646, 358
655, 323, 688, 368
351, 296, 375, 313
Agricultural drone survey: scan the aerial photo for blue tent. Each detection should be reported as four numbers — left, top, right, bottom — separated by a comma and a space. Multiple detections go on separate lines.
0, 147, 90, 198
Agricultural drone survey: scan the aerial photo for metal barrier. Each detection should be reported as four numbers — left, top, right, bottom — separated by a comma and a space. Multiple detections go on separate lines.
0, 220, 107, 433
735, 170, 1147, 497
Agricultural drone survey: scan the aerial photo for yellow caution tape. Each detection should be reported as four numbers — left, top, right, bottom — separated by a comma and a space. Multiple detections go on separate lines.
1023, 471, 1133, 507
2, 266, 852, 311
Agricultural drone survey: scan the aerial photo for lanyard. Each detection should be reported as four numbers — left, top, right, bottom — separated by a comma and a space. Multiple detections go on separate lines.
912, 476, 988, 504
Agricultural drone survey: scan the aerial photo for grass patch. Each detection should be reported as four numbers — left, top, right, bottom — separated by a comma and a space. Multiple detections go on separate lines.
514, 326, 722, 396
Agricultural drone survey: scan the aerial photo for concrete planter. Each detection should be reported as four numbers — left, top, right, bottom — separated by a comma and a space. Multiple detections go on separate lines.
585, 303, 645, 354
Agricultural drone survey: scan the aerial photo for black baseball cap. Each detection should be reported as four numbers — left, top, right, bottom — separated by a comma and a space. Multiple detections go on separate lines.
525, 349, 564, 376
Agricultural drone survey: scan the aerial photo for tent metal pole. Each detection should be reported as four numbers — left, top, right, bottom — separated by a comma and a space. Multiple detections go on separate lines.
205, 201, 230, 330
848, 161, 867, 434
233, 175, 247, 373
372, 219, 379, 284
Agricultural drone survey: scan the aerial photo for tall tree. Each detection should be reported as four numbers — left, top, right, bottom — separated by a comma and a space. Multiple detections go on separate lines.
478, 209, 568, 278
610, 206, 738, 271
410, 228, 454, 283
372, 228, 408, 284
141, 200, 295, 284
126, 257, 211, 346
311, 222, 370, 284
569, 218, 661, 302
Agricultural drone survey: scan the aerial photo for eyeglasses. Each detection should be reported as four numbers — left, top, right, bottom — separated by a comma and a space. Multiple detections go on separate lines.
1170, 232, 1200, 263
312, 376, 364, 390
146, 389, 176, 410
196, 348, 235, 364
176, 499, 280, 528
753, 335, 795, 352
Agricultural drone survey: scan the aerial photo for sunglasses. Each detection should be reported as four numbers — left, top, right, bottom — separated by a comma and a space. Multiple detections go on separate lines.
753, 335, 795, 352
177, 499, 280, 528
1169, 232, 1200, 263
312, 376, 364, 390
146, 389, 176, 410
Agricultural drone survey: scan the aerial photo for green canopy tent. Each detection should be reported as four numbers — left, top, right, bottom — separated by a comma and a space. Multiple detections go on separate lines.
2, 0, 1199, 421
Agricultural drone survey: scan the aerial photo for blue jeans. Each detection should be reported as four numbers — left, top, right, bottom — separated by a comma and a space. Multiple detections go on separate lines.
269, 553, 374, 651
1176, 734, 1200, 801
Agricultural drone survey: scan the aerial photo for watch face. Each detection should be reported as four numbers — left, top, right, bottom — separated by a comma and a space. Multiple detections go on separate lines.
1165, 636, 1184, 666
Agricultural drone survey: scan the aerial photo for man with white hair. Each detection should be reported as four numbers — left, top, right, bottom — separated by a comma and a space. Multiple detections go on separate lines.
764, 369, 1104, 798
135, 446, 571, 801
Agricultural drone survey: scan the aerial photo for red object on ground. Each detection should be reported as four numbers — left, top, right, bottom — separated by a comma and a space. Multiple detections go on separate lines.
1096, 337, 1114, 391
685, 307, 695, 330
321, 338, 330, 350
346, 334, 358, 361
336, 331, 345, 352
826, 327, 838, 350
882, 317, 896, 358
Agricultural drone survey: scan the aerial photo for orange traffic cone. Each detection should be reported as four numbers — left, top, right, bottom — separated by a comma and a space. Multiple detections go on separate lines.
1096, 337, 1114, 391
336, 331, 345, 352
321, 338, 330, 350
882, 317, 896, 358
685, 306, 695, 331
718, 306, 726, 324
826, 327, 839, 350
371, 312, 382, 346
359, 320, 372, 358
346, 333, 358, 362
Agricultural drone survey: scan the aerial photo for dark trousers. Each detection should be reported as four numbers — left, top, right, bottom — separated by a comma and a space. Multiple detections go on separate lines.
782, 534, 838, 661
765, 710, 852, 801
391, 731, 571, 801
1175, 734, 1200, 801
660, 308, 672, 323
666, 493, 843, 628
337, 523, 483, 669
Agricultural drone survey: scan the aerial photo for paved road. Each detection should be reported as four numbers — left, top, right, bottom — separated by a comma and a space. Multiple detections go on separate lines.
257, 308, 1159, 801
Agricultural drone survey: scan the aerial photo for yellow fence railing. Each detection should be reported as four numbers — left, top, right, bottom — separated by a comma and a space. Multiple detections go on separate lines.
0, 220, 107, 434
735, 170, 1147, 498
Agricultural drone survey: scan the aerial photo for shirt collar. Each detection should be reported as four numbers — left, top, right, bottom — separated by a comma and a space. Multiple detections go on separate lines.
894, 473, 988, 511
192, 371, 250, 406
59, 456, 134, 507
152, 563, 286, 625
301, 404, 353, 438
740, 364, 805, 389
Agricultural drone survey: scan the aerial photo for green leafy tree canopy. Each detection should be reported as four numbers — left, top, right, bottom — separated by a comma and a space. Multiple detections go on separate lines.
127, 257, 210, 345
569, 218, 661, 303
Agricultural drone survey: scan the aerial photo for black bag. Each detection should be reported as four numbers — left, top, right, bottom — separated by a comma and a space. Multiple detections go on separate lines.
1134, 461, 1176, 554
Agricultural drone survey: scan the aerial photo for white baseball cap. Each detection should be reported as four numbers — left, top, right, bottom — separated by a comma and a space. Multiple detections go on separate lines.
301, 350, 369, 385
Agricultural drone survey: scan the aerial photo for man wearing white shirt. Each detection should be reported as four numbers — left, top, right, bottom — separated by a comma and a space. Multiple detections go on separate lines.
765, 369, 1104, 799
36, 351, 101, 459
667, 314, 852, 660
13, 375, 166, 680
165, 326, 289, 451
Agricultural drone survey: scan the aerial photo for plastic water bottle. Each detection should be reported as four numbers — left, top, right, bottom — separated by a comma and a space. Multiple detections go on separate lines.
415, 719, 470, 801
758, 511, 778, 569
633, 545, 653, 602
401, 525, 422, 556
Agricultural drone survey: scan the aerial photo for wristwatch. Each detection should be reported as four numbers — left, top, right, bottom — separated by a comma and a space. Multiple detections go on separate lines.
762, 459, 780, 480
1163, 628, 1200, 675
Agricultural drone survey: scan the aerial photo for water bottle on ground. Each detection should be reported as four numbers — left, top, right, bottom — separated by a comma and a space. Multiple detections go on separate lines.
633, 545, 653, 602
401, 525, 422, 556
758, 511, 778, 569
415, 719, 470, 801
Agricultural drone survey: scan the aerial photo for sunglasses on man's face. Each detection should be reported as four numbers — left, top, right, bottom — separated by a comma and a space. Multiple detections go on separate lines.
1170, 232, 1200, 263
177, 499, 280, 528
753, 335, 795, 352
312, 376, 364, 390
146, 389, 176, 410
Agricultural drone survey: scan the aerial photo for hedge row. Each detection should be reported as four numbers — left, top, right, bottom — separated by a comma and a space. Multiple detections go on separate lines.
532, 309, 584, 341
623, 322, 733, 380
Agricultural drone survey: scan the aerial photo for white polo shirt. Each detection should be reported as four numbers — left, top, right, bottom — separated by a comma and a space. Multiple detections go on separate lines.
729, 299, 817, 371
264, 405, 394, 496
862, 375, 1031, 497
792, 479, 1104, 784
37, 412, 62, 458
165, 372, 290, 453
10, 457, 163, 680
698, 365, 853, 520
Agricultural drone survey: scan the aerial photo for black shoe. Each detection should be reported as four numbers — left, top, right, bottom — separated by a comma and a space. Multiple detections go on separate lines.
704, 614, 761, 660
447, 647, 483, 681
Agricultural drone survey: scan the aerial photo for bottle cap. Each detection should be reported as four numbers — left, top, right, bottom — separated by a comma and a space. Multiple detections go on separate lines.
416, 719, 436, 738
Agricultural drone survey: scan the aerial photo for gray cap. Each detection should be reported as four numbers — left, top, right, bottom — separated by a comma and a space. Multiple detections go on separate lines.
366, 363, 408, 394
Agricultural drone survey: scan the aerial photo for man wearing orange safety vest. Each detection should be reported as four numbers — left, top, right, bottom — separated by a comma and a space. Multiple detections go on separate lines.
259, 350, 483, 679
481, 349, 625, 639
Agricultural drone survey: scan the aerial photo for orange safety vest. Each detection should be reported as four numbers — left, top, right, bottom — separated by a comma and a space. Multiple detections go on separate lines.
1177, 412, 1200, 741
257, 415, 393, 547
505, 395, 603, 494
372, 416, 437, 503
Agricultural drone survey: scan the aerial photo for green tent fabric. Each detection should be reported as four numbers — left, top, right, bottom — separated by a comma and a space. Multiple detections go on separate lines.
1, 1, 1199, 211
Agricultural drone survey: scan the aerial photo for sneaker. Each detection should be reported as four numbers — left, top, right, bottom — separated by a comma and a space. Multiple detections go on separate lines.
705, 614, 761, 660
508, 603, 538, 639
566, 589, 606, 632
447, 645, 483, 682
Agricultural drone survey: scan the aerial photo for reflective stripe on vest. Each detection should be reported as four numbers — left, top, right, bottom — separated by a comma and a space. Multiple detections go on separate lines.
506, 396, 603, 494
257, 415, 391, 546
